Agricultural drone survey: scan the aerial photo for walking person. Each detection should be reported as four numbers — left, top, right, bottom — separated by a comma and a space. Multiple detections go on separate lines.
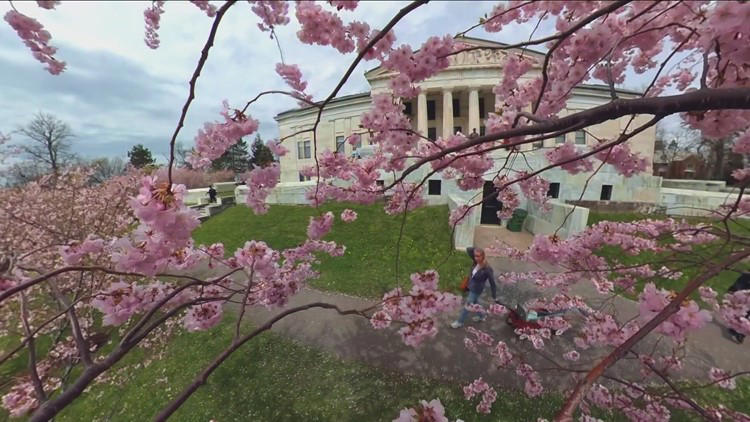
728, 272, 750, 344
208, 185, 217, 203
451, 247, 498, 328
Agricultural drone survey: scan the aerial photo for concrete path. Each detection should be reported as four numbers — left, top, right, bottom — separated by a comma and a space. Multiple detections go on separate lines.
229, 225, 748, 393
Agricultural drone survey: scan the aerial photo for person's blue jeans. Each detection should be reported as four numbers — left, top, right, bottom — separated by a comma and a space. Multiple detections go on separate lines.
457, 290, 484, 324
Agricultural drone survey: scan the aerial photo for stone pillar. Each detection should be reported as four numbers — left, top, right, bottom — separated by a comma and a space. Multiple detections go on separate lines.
442, 89, 453, 138
468, 88, 480, 135
417, 92, 428, 136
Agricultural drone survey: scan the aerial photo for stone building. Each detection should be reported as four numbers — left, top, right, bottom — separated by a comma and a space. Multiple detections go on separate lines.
274, 36, 661, 225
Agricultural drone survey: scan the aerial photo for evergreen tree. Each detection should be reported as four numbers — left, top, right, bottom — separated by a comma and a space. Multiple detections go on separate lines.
250, 134, 275, 168
211, 137, 250, 173
127, 144, 155, 168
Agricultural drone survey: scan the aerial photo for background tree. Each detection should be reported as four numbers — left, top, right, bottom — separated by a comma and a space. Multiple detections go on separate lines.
211, 137, 250, 173
249, 134, 274, 169
16, 112, 74, 175
86, 157, 128, 184
127, 144, 155, 169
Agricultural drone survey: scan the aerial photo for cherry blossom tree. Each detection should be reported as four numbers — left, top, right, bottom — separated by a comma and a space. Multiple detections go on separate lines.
2, 1, 750, 421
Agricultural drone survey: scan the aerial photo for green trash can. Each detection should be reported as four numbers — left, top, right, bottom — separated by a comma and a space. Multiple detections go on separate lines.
506, 208, 527, 232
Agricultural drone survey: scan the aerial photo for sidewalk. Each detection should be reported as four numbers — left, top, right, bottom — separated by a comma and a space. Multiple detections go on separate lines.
227, 225, 747, 393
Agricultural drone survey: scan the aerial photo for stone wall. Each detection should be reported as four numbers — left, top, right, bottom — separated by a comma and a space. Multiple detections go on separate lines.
662, 179, 727, 192
566, 200, 666, 215
524, 200, 590, 239
660, 187, 741, 217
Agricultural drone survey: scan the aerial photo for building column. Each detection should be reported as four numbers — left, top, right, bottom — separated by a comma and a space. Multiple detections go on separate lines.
417, 92, 428, 136
468, 88, 480, 135
442, 89, 453, 138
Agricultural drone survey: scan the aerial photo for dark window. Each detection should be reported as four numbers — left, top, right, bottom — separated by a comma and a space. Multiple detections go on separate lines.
600, 184, 613, 200
299, 173, 305, 182
427, 127, 437, 141
428, 180, 441, 195
480, 126, 486, 136
479, 98, 485, 118
452, 98, 460, 117
453, 126, 462, 135
532, 140, 543, 149
376, 180, 384, 188
298, 141, 312, 159
556, 135, 566, 144
547, 182, 560, 199
427, 100, 436, 120
575, 131, 586, 145
403, 101, 412, 116
335, 135, 345, 153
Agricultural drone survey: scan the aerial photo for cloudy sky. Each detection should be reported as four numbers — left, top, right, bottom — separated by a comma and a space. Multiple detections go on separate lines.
0, 1, 521, 164
1, 1, 678, 166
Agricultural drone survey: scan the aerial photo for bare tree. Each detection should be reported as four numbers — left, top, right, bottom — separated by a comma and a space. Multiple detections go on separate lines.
16, 112, 74, 174
87, 157, 128, 184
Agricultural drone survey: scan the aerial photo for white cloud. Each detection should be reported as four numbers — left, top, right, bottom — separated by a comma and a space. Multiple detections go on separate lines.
0, 1, 536, 162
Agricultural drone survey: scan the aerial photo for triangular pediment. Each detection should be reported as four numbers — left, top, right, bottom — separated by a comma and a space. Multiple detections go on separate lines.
364, 35, 545, 81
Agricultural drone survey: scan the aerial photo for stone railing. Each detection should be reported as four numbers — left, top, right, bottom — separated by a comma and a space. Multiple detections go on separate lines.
524, 200, 589, 239
660, 187, 744, 217
566, 200, 666, 215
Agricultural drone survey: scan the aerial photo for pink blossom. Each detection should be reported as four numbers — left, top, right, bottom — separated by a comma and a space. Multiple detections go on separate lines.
307, 212, 334, 240
267, 140, 289, 157
563, 350, 580, 361
275, 63, 311, 104
595, 143, 648, 177
328, 1, 358, 11
340, 209, 357, 222
4, 10, 66, 74
36, 1, 60, 9
393, 399, 448, 422
250, 0, 290, 32
346, 133, 361, 146
183, 302, 223, 331
370, 310, 392, 329
60, 235, 105, 265
545, 143, 594, 174
189, 0, 216, 17
143, 1, 165, 49
244, 164, 281, 214
463, 377, 497, 413
709, 367, 736, 390
188, 102, 259, 169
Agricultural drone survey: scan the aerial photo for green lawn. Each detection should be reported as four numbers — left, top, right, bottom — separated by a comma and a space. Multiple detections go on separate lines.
587, 212, 750, 301
192, 203, 472, 298
48, 316, 565, 422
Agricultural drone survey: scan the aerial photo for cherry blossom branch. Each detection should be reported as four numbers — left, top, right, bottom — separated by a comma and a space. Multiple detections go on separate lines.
1, 265, 230, 304
47, 282, 93, 366
240, 90, 318, 114
454, 1, 533, 38
154, 301, 370, 422
532, 0, 630, 113
637, 352, 717, 421
19, 292, 47, 403
166, 0, 238, 186
555, 250, 750, 422
390, 87, 750, 188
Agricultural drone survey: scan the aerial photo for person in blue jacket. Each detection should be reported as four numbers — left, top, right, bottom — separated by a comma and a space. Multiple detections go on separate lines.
451, 247, 498, 328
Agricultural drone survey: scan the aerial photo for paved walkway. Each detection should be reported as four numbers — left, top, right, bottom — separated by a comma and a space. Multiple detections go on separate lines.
230, 225, 747, 392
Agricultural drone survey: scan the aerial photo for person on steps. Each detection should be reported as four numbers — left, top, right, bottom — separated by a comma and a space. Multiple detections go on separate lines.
451, 247, 498, 328
728, 272, 750, 344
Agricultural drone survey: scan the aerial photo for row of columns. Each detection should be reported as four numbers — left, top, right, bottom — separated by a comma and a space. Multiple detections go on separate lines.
416, 88, 483, 137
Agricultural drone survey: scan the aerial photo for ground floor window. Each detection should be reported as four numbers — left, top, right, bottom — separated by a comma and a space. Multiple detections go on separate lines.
547, 182, 560, 199
600, 184, 613, 200
428, 180, 441, 195
427, 127, 437, 141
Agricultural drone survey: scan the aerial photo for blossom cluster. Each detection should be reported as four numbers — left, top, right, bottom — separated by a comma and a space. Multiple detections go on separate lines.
4, 10, 66, 74
371, 270, 461, 347
187, 102, 259, 169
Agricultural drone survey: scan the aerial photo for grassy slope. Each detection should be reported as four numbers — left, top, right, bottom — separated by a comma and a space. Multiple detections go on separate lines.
587, 211, 750, 299
192, 203, 471, 298
53, 317, 565, 422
